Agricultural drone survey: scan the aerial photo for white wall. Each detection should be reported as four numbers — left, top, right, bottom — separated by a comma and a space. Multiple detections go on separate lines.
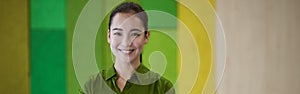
216, 0, 300, 93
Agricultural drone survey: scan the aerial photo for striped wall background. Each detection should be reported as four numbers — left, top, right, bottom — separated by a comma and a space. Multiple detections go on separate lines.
1, 0, 300, 94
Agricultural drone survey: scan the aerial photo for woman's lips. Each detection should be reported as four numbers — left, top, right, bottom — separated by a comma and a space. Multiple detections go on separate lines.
119, 49, 135, 55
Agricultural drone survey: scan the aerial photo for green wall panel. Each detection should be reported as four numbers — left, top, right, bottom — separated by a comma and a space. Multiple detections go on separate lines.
142, 30, 178, 84
30, 29, 66, 94
66, 0, 88, 94
31, 0, 66, 29
141, 0, 177, 28
141, 0, 178, 84
30, 0, 66, 94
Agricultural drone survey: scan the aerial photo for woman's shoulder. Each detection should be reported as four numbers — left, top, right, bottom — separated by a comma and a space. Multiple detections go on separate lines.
83, 70, 116, 94
156, 75, 173, 88
155, 75, 175, 94
158, 76, 173, 85
86, 68, 112, 82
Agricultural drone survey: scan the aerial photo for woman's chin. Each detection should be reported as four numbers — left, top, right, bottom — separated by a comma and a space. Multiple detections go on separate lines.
119, 57, 139, 64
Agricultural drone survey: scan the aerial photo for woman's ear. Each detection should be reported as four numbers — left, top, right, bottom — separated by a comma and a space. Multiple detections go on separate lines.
144, 31, 150, 44
107, 29, 111, 43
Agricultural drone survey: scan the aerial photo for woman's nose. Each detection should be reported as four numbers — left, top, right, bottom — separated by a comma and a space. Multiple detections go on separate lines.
121, 35, 133, 46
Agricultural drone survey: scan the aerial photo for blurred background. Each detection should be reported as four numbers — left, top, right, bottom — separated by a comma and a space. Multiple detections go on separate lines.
0, 0, 299, 94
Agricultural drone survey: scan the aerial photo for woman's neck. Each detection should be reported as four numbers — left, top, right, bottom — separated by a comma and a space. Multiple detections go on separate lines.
114, 59, 140, 80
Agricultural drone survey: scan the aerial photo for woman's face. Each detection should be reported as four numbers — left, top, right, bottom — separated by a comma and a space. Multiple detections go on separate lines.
108, 13, 149, 63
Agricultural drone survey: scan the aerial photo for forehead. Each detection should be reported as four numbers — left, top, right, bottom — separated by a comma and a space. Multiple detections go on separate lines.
111, 13, 144, 30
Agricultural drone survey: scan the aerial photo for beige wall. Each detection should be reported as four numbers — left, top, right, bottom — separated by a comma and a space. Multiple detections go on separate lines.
0, 0, 29, 94
216, 0, 300, 94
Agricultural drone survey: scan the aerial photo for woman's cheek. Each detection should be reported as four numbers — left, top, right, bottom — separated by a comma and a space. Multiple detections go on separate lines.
133, 39, 145, 49
110, 40, 119, 52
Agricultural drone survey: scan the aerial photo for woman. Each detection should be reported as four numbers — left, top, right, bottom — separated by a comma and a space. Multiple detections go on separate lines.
83, 2, 174, 94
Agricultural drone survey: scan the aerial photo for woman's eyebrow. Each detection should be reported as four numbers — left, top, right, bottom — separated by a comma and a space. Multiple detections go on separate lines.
112, 28, 123, 31
130, 28, 142, 32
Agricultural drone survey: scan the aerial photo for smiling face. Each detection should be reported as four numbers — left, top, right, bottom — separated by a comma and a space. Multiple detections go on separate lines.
108, 13, 149, 64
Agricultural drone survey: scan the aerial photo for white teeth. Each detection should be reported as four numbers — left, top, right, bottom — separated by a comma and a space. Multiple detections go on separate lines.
120, 49, 134, 54
122, 50, 131, 54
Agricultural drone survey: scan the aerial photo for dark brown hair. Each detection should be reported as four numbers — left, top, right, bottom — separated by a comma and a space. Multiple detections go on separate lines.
109, 2, 148, 30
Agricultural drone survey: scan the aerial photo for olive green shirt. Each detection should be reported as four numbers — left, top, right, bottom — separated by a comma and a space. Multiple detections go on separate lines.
83, 64, 175, 94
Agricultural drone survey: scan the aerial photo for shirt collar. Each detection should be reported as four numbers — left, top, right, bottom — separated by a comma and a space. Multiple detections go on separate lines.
104, 64, 116, 80
103, 64, 150, 81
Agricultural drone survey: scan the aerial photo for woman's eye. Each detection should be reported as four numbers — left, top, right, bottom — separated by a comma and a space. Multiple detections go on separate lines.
113, 32, 121, 36
131, 33, 141, 37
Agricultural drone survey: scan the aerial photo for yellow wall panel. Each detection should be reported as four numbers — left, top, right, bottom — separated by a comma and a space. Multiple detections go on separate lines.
177, 0, 215, 93
0, 0, 29, 93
